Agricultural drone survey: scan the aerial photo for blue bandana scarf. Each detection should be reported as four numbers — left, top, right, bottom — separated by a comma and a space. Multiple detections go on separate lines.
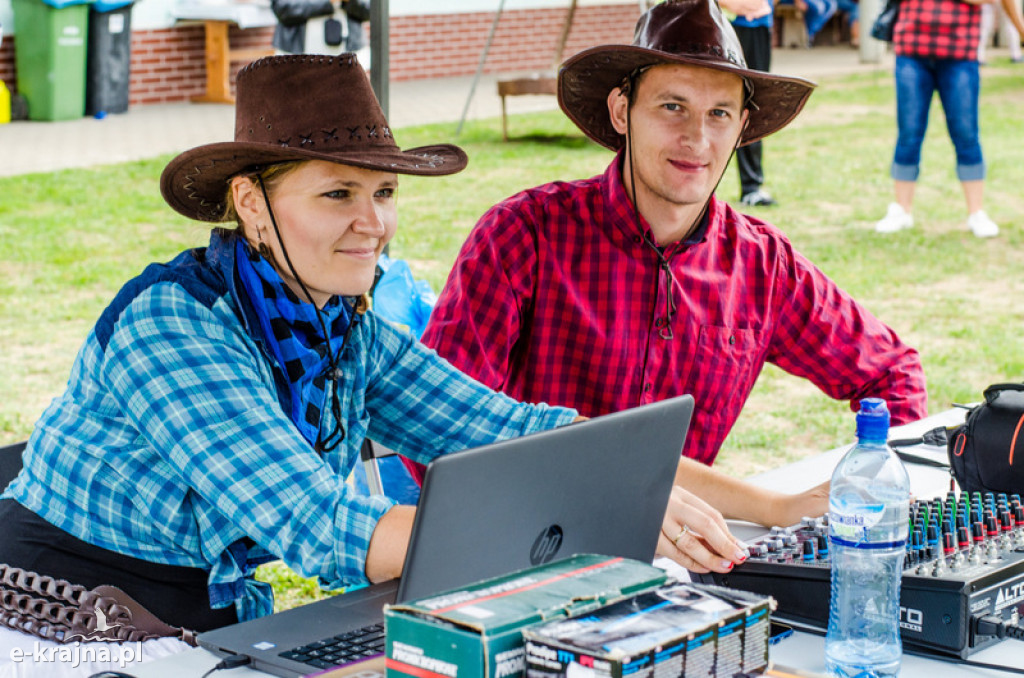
235, 239, 351, 447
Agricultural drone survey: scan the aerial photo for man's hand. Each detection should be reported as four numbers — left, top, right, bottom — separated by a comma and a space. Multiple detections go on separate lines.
656, 486, 750, 574
766, 479, 830, 527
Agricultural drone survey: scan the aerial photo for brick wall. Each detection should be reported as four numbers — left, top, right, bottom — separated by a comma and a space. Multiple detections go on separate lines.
0, 4, 639, 108
128, 23, 275, 105
391, 5, 638, 81
0, 40, 13, 92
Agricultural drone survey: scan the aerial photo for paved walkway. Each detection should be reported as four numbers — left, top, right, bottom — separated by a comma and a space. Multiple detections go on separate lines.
0, 46, 892, 178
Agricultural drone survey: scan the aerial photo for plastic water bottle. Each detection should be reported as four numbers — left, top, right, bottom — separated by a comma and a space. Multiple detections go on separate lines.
824, 398, 910, 678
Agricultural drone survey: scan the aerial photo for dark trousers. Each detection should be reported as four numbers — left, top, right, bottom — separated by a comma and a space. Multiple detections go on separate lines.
734, 24, 773, 196
0, 499, 238, 631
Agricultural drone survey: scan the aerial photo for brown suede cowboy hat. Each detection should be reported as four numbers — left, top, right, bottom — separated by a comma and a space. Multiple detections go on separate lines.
558, 0, 816, 149
162, 54, 468, 222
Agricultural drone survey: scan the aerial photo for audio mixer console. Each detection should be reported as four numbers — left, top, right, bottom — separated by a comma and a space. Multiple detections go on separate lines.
700, 491, 1024, 659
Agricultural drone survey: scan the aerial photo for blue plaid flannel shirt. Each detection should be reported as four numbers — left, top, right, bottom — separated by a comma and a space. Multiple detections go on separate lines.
2, 230, 577, 620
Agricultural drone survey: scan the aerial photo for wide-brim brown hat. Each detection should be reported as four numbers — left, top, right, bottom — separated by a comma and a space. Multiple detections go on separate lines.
162, 54, 468, 222
558, 0, 816, 149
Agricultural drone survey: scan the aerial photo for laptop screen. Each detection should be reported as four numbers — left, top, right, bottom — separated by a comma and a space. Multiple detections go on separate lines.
397, 394, 694, 602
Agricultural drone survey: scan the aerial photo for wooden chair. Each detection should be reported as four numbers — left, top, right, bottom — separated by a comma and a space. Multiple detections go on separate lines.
497, 76, 559, 141
495, 0, 577, 141
775, 3, 809, 48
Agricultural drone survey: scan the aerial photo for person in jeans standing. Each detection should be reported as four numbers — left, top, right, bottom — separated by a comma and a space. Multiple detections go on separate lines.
875, 0, 1000, 237
723, 0, 778, 207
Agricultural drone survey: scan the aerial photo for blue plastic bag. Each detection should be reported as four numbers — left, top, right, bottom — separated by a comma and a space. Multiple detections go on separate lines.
372, 254, 437, 339
350, 254, 441, 504
349, 455, 421, 505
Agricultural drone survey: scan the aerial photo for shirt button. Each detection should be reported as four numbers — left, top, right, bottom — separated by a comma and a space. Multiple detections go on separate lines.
633, 235, 642, 244
729, 335, 736, 345
655, 317, 668, 328
643, 383, 653, 392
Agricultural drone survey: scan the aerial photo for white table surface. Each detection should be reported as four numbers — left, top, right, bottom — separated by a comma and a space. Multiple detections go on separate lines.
134, 408, 1024, 677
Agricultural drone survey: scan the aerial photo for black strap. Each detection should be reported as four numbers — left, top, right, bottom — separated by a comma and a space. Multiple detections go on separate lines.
893, 449, 951, 469
888, 425, 953, 469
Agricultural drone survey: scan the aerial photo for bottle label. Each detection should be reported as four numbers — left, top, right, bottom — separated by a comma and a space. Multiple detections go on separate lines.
829, 501, 907, 548
831, 501, 882, 542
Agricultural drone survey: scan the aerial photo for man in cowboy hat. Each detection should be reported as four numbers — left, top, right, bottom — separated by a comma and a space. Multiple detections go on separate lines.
418, 0, 927, 572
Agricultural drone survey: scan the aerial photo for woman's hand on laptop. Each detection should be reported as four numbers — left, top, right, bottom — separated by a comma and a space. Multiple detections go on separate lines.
656, 486, 749, 574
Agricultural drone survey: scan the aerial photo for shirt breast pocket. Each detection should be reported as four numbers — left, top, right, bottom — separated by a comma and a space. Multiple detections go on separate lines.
685, 325, 765, 413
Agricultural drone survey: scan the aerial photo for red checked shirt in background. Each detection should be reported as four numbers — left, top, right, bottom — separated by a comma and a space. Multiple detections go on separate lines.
894, 0, 982, 61
421, 154, 928, 466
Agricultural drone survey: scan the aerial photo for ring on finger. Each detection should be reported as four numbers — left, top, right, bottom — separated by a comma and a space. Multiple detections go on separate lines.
673, 525, 692, 545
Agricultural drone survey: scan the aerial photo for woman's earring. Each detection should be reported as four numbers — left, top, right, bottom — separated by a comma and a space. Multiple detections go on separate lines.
257, 228, 272, 259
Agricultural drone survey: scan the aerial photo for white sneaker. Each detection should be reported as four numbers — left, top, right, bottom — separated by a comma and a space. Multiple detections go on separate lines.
875, 203, 914, 233
967, 210, 999, 238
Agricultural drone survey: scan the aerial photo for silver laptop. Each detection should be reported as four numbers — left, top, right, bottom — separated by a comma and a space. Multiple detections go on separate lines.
198, 395, 694, 677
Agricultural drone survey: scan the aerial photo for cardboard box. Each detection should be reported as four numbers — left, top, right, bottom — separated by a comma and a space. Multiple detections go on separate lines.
384, 555, 668, 678
522, 581, 774, 678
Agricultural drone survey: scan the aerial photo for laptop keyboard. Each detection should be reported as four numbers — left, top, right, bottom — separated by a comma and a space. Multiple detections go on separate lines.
278, 622, 386, 670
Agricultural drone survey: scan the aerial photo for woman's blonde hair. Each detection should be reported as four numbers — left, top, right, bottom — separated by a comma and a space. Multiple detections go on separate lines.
220, 161, 305, 228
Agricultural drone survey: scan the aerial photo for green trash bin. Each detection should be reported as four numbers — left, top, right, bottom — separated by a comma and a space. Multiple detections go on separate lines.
12, 0, 93, 121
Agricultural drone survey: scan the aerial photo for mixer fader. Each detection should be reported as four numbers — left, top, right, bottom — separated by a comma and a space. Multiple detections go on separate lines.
701, 491, 1024, 659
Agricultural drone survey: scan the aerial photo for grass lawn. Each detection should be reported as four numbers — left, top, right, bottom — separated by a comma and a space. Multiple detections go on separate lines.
1, 61, 1023, 609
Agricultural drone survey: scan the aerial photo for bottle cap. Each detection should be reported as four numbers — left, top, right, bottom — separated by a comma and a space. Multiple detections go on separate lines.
856, 397, 890, 443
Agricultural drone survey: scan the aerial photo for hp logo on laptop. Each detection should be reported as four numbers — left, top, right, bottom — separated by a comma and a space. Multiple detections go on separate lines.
530, 525, 564, 565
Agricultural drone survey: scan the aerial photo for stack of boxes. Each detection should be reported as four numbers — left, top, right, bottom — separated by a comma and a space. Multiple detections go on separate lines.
384, 555, 774, 678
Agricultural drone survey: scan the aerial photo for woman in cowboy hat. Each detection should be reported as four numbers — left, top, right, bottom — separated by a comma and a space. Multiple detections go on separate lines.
0, 55, 579, 650
420, 0, 927, 574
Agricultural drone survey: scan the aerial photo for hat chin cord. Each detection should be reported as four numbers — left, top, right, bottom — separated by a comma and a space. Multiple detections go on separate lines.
257, 175, 347, 452
622, 78, 746, 341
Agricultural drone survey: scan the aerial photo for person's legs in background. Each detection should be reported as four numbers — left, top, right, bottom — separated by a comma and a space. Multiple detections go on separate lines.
935, 58, 998, 237
801, 0, 839, 44
734, 23, 777, 207
836, 0, 859, 46
980, 3, 993, 63
877, 55, 933, 233
979, 2, 1022, 63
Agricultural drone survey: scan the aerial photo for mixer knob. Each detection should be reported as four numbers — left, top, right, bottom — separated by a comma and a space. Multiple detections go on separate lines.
958, 525, 971, 549
986, 515, 1000, 539
972, 522, 986, 545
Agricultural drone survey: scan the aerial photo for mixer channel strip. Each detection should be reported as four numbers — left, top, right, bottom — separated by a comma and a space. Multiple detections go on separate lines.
701, 491, 1024, 659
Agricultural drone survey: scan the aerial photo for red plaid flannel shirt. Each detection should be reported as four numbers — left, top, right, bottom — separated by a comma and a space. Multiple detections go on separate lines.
421, 156, 927, 466
894, 0, 982, 60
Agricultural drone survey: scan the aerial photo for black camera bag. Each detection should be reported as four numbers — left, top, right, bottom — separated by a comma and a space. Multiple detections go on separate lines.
946, 383, 1024, 495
